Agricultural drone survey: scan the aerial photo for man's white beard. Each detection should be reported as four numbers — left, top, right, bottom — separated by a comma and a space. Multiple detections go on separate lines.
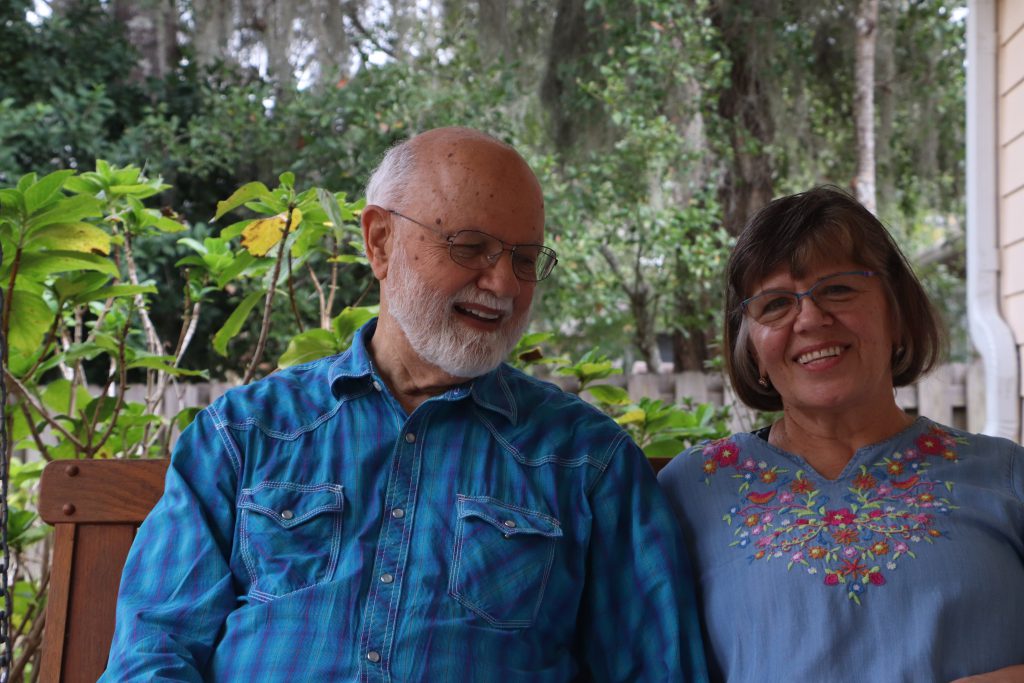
386, 241, 531, 378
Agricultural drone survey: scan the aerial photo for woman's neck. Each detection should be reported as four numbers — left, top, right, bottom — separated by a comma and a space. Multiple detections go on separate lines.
769, 402, 915, 480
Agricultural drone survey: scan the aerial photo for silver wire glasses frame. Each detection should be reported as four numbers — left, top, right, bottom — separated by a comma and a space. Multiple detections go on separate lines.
740, 270, 878, 327
386, 209, 558, 282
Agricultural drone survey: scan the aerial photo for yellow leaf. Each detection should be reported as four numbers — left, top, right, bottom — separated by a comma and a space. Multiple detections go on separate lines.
615, 409, 647, 426
240, 208, 303, 256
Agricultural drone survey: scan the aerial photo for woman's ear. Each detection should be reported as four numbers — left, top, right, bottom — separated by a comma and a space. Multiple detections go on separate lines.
362, 205, 394, 280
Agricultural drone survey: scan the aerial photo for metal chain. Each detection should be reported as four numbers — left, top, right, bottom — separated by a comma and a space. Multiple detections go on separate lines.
0, 237, 11, 682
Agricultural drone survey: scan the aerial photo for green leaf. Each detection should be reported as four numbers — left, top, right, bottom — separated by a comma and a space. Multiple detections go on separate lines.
17, 250, 119, 278
108, 183, 165, 199
327, 254, 369, 264
213, 290, 265, 355
278, 171, 295, 187
126, 357, 208, 377
317, 188, 345, 230
278, 329, 342, 368
62, 175, 103, 195
643, 438, 686, 457
330, 306, 378, 348
585, 384, 631, 406
215, 251, 257, 288
213, 182, 271, 222
26, 222, 111, 255
23, 170, 74, 215
218, 219, 251, 241
70, 283, 157, 305
6, 290, 52, 375
82, 395, 119, 423
174, 406, 203, 432
26, 194, 103, 230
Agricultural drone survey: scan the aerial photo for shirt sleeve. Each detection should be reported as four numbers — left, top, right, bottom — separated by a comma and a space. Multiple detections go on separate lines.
575, 434, 708, 682
100, 406, 241, 682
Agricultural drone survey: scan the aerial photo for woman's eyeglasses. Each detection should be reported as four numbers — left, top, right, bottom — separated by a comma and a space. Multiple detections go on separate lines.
741, 270, 877, 327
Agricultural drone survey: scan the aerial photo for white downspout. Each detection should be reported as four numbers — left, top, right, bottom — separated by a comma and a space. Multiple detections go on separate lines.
966, 0, 1020, 439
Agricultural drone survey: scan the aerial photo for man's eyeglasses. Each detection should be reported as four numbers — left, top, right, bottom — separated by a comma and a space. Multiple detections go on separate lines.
741, 270, 878, 327
387, 209, 558, 282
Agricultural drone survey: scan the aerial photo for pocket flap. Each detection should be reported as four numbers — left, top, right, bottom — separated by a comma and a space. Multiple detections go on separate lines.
239, 481, 343, 529
456, 495, 562, 538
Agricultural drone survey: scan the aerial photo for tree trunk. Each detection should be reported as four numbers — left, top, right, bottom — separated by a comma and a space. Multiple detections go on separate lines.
112, 0, 180, 82
712, 1, 776, 237
853, 0, 879, 213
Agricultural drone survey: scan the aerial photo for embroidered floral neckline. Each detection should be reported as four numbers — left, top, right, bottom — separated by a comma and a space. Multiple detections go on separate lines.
701, 420, 964, 604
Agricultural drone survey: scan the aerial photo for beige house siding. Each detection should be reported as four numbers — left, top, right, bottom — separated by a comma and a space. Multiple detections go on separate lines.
999, 0, 1024, 437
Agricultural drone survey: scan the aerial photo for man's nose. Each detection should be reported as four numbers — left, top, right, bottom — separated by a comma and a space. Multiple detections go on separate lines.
476, 250, 521, 298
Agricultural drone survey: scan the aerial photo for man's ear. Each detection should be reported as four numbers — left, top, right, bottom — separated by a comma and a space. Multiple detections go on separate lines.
362, 204, 394, 279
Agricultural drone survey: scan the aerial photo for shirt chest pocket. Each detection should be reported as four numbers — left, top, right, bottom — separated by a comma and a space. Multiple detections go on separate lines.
238, 481, 344, 600
448, 495, 563, 629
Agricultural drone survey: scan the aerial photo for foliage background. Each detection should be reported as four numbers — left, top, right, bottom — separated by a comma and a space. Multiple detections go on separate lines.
1, 0, 969, 375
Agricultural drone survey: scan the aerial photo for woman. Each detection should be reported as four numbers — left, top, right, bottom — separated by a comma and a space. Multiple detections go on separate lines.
659, 186, 1024, 682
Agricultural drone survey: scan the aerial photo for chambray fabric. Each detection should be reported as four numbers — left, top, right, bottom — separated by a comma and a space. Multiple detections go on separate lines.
658, 418, 1024, 683
101, 319, 708, 682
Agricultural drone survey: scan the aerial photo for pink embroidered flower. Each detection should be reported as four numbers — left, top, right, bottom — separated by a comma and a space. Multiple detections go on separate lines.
779, 491, 794, 504
895, 542, 909, 553
791, 551, 804, 562
842, 546, 858, 558
825, 509, 856, 526
740, 458, 757, 471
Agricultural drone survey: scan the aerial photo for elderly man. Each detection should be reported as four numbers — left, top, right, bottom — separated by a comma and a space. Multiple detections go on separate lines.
102, 127, 707, 681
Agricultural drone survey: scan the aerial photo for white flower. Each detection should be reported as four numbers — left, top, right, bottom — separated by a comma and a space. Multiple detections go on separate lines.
808, 567, 818, 574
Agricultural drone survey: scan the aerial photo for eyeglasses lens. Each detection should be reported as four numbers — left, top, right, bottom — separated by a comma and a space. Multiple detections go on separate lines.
745, 272, 872, 326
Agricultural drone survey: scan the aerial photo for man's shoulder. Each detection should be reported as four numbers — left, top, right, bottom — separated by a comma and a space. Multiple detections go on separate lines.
210, 353, 354, 429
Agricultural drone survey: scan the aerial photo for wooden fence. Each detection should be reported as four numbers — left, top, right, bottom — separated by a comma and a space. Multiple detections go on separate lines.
16, 361, 983, 459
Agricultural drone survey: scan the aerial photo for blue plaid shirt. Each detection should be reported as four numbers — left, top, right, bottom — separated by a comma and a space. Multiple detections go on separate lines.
102, 320, 707, 682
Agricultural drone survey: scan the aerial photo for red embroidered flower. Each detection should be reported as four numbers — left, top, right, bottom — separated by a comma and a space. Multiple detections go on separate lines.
744, 514, 760, 527
916, 434, 944, 455
869, 571, 886, 586
759, 470, 778, 484
790, 478, 815, 494
702, 460, 718, 474
852, 473, 878, 491
824, 509, 856, 526
870, 541, 889, 555
887, 461, 905, 475
824, 573, 840, 586
918, 493, 935, 503
710, 442, 739, 467
809, 546, 827, 559
832, 528, 860, 545
868, 510, 885, 518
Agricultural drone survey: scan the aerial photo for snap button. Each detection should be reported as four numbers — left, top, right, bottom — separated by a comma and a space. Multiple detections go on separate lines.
372, 381, 382, 391
280, 510, 294, 520
380, 573, 394, 584
391, 508, 405, 519
503, 519, 516, 529
366, 651, 381, 663
405, 433, 416, 443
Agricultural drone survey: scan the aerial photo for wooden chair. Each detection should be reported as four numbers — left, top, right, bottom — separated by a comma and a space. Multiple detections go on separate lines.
38, 458, 169, 683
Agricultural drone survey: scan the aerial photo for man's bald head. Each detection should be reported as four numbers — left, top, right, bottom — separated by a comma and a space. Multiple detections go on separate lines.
364, 127, 536, 213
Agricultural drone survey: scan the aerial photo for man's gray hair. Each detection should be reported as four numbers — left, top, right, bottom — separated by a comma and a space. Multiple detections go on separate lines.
365, 139, 419, 208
